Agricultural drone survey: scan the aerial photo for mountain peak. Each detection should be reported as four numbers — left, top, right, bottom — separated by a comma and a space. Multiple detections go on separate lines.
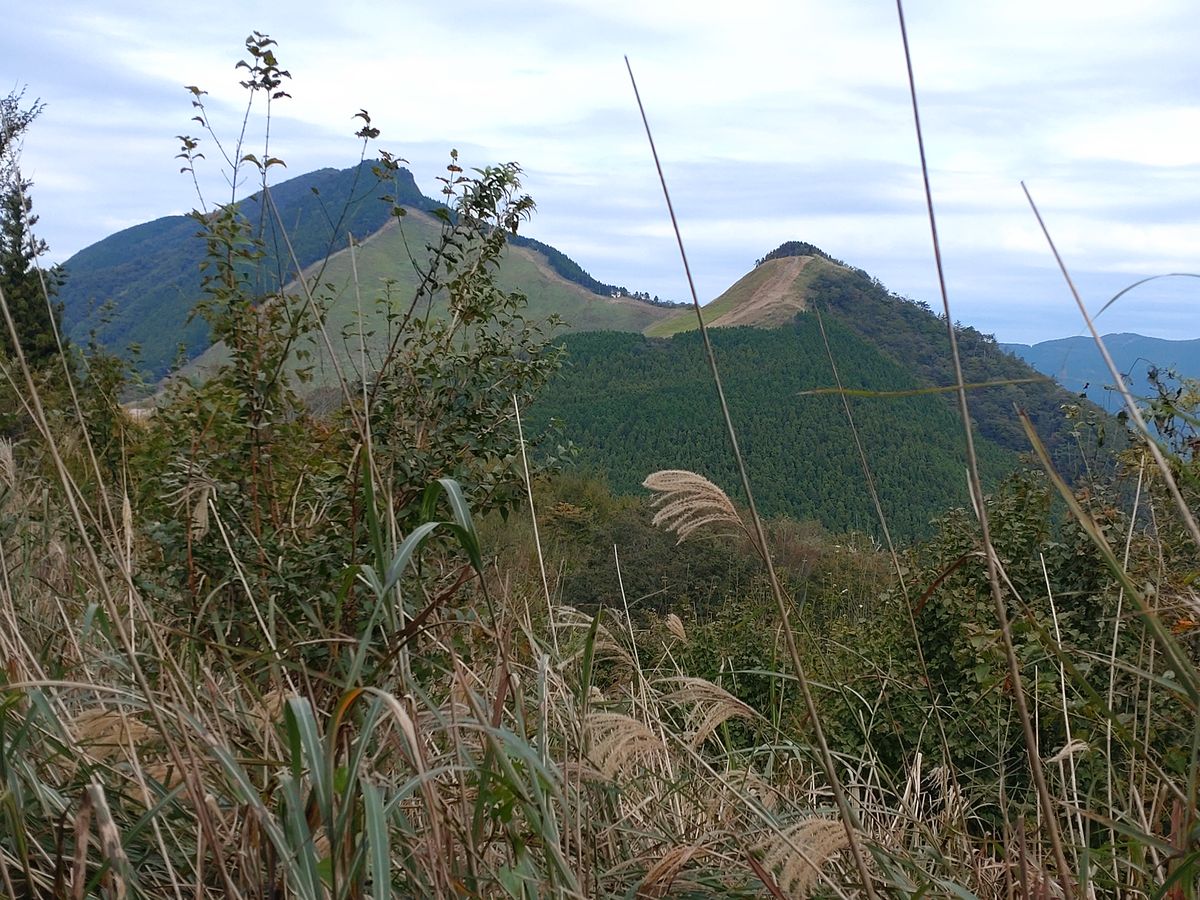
755, 240, 836, 267
646, 243, 845, 337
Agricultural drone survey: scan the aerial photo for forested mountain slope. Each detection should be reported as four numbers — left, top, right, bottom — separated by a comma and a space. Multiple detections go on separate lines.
527, 321, 1016, 539
59, 160, 670, 377
650, 242, 1105, 469
59, 161, 435, 375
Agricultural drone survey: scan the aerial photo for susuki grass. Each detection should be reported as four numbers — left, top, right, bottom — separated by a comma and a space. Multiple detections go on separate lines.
2, 24, 1199, 900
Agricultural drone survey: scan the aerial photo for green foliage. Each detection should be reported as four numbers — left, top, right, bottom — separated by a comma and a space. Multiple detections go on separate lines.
0, 89, 73, 442
527, 322, 1014, 539
126, 39, 565, 656
359, 156, 567, 528
0, 185, 65, 370
650, 245, 1108, 478
821, 468, 1159, 820
805, 265, 1112, 474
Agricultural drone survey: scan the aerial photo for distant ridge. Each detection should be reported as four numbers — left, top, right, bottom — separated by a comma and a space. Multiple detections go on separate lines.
1003, 333, 1200, 411
58, 160, 668, 376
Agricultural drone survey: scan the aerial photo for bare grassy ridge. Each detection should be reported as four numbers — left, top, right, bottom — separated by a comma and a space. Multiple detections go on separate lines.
184, 208, 673, 386
645, 255, 826, 338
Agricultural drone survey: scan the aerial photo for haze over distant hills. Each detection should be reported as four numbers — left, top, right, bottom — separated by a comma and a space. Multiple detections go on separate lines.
1003, 334, 1200, 412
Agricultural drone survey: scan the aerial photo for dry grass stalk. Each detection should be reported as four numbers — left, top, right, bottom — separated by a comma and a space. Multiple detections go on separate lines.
72, 783, 130, 900
660, 676, 762, 748
703, 765, 782, 830
161, 457, 218, 540
642, 470, 749, 544
664, 612, 687, 643
586, 711, 667, 779
895, 5, 1074, 891
625, 67, 876, 896
1046, 740, 1090, 765
758, 817, 852, 899
637, 841, 713, 898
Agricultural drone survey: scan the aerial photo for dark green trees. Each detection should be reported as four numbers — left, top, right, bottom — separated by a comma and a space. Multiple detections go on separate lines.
0, 179, 65, 369
0, 90, 66, 372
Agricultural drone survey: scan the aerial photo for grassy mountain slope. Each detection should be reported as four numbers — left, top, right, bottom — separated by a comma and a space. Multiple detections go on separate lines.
527, 321, 1015, 539
59, 161, 437, 376
184, 208, 672, 382
1004, 333, 1200, 411
59, 161, 669, 377
646, 254, 826, 336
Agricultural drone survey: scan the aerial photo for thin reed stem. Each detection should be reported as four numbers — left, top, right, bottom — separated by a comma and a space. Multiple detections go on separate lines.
893, 2, 1074, 893
513, 393, 558, 654
625, 55, 878, 898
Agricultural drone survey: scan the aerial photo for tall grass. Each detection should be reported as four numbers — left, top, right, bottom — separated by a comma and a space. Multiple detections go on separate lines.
2, 25, 1199, 900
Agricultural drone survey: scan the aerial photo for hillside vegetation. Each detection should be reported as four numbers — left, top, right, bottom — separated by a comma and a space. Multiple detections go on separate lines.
648, 242, 1101, 474
528, 323, 1015, 539
3, 37, 1198, 900
59, 161, 670, 378
185, 209, 671, 383
59, 161, 435, 376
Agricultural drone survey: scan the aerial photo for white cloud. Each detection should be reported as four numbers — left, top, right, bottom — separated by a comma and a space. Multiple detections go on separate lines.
4, 0, 1198, 342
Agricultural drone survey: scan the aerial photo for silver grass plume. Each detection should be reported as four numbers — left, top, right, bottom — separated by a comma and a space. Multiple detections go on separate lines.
0, 437, 13, 489
642, 469, 749, 544
660, 676, 762, 748
585, 711, 666, 779
756, 817, 853, 898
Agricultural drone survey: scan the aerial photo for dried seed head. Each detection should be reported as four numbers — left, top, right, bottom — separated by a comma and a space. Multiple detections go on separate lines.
642, 470, 748, 543
757, 817, 852, 898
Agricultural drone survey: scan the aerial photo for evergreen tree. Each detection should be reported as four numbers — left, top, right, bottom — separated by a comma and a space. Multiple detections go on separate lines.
0, 90, 66, 370
0, 181, 65, 367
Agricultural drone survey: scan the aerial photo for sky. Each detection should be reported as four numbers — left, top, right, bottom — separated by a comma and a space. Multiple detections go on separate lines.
4, 0, 1199, 344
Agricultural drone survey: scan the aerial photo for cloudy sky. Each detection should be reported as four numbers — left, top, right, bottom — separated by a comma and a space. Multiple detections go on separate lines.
5, 0, 1198, 344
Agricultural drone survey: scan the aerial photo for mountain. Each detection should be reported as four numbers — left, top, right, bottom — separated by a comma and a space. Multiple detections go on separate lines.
644, 242, 1094, 466
522, 241, 1113, 539
58, 161, 672, 377
1003, 333, 1200, 412
526, 322, 1017, 539
59, 173, 1102, 537
59, 162, 434, 375
181, 206, 673, 383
